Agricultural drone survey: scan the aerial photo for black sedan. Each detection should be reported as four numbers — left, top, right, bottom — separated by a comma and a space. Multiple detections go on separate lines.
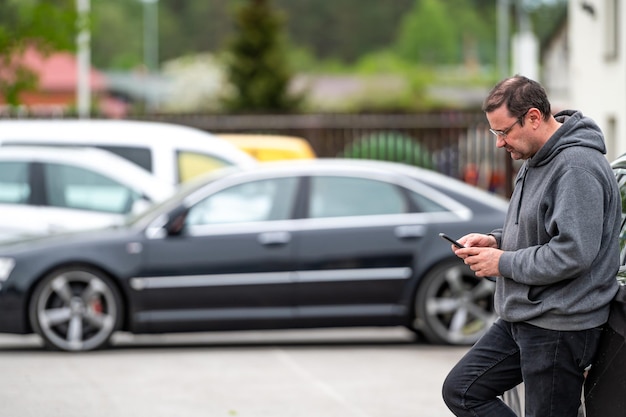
0, 159, 508, 351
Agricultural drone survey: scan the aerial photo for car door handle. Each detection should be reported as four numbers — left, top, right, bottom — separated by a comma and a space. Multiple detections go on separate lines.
258, 231, 292, 246
394, 225, 426, 239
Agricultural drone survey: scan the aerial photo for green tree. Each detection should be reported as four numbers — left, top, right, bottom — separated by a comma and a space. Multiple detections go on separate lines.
393, 0, 496, 68
222, 0, 302, 113
161, 2, 233, 63
395, 0, 460, 65
91, 1, 142, 69
0, 0, 76, 106
447, 0, 494, 69
274, 0, 415, 63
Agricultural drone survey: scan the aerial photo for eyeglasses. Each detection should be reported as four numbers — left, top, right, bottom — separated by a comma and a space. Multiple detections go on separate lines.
488, 110, 529, 138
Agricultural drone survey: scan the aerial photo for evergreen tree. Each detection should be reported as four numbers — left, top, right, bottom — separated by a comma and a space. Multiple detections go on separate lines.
222, 0, 302, 113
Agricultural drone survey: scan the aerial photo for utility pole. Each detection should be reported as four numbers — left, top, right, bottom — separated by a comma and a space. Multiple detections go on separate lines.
142, 0, 159, 72
76, 0, 90, 118
497, 0, 510, 80
140, 0, 159, 111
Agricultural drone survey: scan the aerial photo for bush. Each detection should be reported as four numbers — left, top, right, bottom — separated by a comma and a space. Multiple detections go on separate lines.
340, 132, 433, 169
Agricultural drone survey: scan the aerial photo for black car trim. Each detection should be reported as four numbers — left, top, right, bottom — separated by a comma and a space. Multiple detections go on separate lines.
135, 307, 292, 323
295, 304, 399, 317
129, 267, 412, 291
135, 304, 398, 323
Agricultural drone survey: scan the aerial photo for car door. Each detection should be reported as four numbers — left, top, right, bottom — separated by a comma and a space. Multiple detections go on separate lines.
292, 174, 449, 326
0, 158, 126, 236
132, 176, 301, 332
0, 159, 47, 237
39, 161, 139, 232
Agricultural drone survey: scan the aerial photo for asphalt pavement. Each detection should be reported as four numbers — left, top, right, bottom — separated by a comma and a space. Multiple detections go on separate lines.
0, 328, 468, 417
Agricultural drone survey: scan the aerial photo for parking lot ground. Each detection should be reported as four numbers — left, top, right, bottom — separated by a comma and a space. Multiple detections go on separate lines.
0, 328, 468, 417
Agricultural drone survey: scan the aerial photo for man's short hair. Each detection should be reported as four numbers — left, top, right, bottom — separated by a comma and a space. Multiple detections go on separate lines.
482, 75, 552, 122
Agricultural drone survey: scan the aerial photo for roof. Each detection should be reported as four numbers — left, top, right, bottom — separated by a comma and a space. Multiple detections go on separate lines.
13, 46, 106, 92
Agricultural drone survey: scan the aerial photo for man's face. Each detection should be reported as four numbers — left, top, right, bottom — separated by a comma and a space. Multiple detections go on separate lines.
486, 106, 534, 160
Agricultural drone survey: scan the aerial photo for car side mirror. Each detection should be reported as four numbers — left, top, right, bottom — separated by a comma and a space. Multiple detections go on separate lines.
165, 206, 189, 236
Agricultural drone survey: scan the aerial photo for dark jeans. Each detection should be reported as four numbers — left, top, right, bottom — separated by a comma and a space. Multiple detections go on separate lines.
442, 319, 603, 417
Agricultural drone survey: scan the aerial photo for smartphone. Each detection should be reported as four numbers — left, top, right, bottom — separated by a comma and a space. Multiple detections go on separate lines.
440, 233, 497, 282
439, 233, 465, 248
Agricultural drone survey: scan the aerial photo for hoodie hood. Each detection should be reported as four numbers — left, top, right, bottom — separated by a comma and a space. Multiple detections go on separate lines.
511, 110, 607, 224
527, 110, 606, 168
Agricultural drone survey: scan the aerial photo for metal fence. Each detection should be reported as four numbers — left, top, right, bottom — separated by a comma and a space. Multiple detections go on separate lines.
135, 112, 514, 197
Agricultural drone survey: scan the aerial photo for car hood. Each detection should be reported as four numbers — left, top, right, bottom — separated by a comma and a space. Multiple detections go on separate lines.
0, 223, 140, 255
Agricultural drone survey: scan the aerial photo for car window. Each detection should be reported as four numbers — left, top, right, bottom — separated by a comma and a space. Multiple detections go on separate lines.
177, 151, 232, 183
0, 161, 30, 204
186, 177, 298, 225
309, 176, 407, 218
406, 189, 449, 212
97, 146, 153, 173
44, 163, 142, 214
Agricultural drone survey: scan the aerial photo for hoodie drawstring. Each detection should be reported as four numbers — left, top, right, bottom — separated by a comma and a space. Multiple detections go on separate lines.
515, 167, 528, 225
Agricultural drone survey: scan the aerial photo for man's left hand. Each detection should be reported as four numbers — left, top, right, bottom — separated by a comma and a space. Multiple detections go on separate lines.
454, 247, 503, 278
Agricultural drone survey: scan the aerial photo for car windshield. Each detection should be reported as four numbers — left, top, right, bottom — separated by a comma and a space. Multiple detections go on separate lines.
124, 166, 242, 227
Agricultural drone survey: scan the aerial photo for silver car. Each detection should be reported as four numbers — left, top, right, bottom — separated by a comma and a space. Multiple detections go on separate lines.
0, 146, 174, 237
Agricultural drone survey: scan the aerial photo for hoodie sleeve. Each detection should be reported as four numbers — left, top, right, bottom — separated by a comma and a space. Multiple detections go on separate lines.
488, 229, 502, 248
498, 167, 605, 285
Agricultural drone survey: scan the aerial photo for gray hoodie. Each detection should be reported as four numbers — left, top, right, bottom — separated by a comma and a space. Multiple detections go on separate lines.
490, 110, 621, 330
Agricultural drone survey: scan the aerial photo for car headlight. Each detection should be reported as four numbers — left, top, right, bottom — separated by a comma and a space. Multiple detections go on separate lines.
0, 257, 15, 282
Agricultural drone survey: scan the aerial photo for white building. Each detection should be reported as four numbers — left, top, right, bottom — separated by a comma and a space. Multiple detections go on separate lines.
540, 12, 569, 112
568, 0, 624, 160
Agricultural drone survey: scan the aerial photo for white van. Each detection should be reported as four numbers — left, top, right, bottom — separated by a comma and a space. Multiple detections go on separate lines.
0, 119, 257, 185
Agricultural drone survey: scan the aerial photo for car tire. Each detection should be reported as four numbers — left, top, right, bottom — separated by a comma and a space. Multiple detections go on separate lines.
28, 266, 123, 352
414, 260, 496, 345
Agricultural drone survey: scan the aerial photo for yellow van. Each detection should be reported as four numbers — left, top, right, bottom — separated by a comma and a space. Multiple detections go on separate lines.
217, 134, 316, 162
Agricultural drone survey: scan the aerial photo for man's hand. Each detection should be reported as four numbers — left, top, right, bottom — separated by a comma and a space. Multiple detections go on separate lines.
450, 233, 501, 278
455, 247, 502, 278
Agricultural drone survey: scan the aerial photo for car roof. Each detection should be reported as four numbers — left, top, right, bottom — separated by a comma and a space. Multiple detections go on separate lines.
237, 158, 509, 208
150, 158, 507, 216
0, 145, 174, 201
129, 158, 509, 232
0, 119, 256, 167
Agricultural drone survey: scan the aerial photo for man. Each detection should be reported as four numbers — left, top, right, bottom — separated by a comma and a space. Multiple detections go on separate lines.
441, 75, 621, 417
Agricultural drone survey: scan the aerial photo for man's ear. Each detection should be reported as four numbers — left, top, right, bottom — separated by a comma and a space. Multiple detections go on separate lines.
527, 108, 541, 127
